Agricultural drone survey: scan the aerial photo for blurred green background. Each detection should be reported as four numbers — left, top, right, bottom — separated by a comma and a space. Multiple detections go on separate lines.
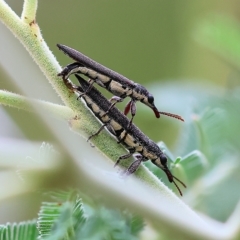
1, 0, 240, 230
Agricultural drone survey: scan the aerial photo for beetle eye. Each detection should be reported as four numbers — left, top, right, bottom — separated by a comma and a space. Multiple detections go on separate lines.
160, 154, 167, 165
148, 95, 154, 104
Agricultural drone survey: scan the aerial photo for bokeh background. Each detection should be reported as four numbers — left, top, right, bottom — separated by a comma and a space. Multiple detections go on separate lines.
1, 0, 240, 236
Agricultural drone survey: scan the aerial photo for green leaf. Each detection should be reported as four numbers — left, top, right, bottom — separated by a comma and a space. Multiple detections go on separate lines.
0, 220, 37, 240
37, 190, 144, 240
75, 207, 143, 240
37, 194, 85, 240
42, 203, 75, 240
128, 215, 145, 236
179, 150, 208, 183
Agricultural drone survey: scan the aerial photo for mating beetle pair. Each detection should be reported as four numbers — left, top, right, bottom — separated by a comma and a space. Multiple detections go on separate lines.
57, 44, 185, 195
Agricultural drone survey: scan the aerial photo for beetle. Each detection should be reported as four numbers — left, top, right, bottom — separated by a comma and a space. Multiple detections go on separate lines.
57, 44, 184, 126
68, 74, 186, 196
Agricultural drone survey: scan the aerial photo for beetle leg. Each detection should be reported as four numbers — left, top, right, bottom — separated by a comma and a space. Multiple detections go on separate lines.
87, 121, 109, 142
119, 100, 136, 143
114, 148, 135, 167
77, 78, 95, 100
125, 154, 148, 175
102, 96, 123, 117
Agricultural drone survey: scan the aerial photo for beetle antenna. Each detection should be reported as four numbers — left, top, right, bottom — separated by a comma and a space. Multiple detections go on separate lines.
158, 111, 184, 122
172, 175, 187, 196
172, 179, 183, 196
164, 169, 186, 196
172, 175, 187, 188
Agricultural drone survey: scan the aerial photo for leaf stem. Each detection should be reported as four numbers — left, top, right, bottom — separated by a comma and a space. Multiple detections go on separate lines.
21, 0, 38, 24
0, 90, 75, 121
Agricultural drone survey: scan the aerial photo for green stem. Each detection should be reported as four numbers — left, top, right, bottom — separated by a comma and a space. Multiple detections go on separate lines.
21, 0, 38, 23
0, 90, 75, 121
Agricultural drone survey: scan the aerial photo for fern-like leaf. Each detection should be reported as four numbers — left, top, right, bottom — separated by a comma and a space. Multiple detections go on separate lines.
0, 220, 37, 240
